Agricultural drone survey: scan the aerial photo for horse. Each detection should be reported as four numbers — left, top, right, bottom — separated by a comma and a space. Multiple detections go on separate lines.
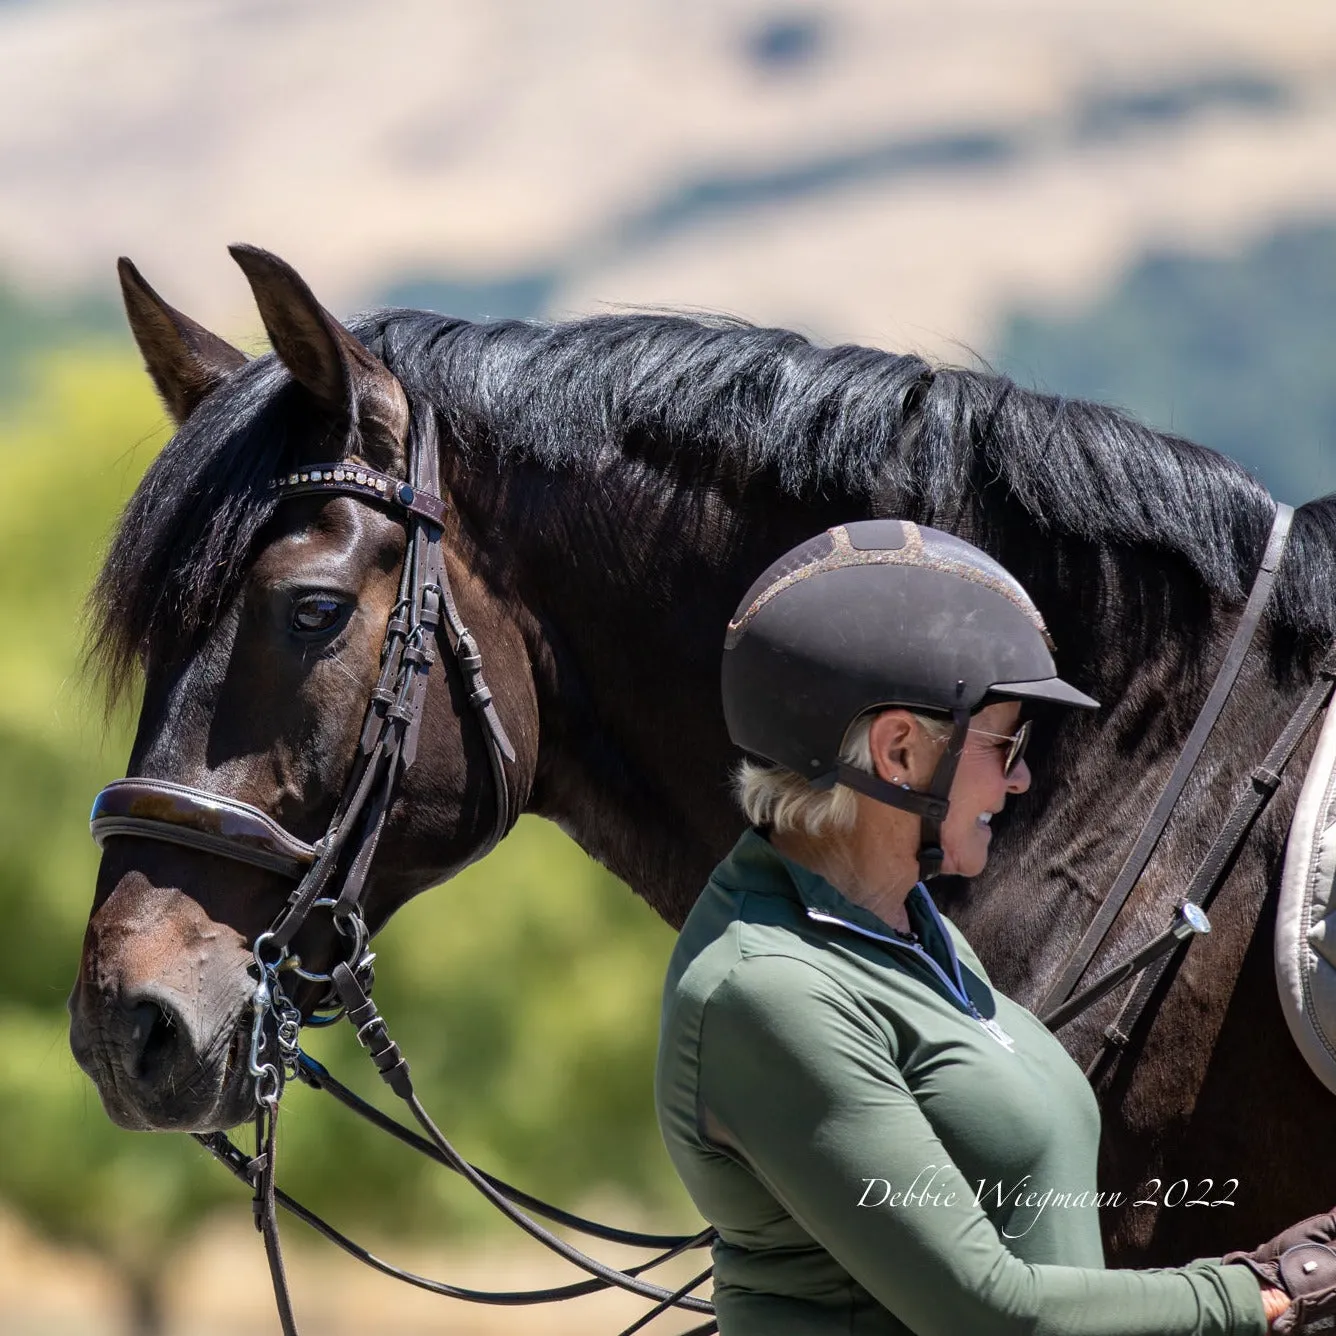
69, 245, 1336, 1277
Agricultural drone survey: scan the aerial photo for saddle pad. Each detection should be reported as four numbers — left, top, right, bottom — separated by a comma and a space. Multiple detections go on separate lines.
1278, 701, 1336, 1096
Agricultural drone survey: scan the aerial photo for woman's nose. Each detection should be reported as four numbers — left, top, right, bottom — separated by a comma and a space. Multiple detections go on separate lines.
1006, 757, 1032, 795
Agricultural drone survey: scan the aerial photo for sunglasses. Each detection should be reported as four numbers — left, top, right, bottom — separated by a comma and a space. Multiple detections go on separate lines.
966, 718, 1031, 776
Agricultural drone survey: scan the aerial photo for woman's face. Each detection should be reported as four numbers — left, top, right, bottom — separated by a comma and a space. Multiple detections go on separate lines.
938, 700, 1031, 878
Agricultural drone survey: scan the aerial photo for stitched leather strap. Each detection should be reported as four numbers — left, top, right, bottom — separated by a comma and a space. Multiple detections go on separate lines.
1084, 644, 1336, 1076
251, 1104, 298, 1336
269, 462, 448, 526
1037, 502, 1294, 1016
90, 778, 317, 877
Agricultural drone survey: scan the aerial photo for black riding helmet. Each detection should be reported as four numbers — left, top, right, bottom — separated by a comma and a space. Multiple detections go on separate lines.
722, 519, 1099, 880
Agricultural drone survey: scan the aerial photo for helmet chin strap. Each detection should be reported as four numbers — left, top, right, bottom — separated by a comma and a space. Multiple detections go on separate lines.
833, 707, 970, 882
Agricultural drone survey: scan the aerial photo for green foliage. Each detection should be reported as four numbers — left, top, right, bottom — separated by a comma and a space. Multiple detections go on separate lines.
0, 280, 120, 404
276, 820, 691, 1239
0, 338, 695, 1297
0, 346, 234, 1286
0, 1007, 227, 1266
996, 219, 1336, 506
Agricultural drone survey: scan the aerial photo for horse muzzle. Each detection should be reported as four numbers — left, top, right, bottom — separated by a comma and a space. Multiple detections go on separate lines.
68, 871, 259, 1131
68, 977, 255, 1132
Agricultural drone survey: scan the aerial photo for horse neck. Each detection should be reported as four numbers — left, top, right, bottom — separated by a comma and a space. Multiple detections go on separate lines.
443, 449, 867, 925
443, 441, 1305, 949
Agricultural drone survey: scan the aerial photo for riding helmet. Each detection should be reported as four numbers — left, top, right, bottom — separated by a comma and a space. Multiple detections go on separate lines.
721, 519, 1098, 876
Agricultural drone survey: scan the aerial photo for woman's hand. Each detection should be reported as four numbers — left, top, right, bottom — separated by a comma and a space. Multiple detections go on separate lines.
1260, 1284, 1291, 1328
1225, 1210, 1336, 1332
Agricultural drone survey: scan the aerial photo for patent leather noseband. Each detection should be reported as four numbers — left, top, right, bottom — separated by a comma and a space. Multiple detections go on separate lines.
91, 778, 318, 878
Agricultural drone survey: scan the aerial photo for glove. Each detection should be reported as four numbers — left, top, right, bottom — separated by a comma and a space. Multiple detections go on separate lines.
1226, 1212, 1336, 1333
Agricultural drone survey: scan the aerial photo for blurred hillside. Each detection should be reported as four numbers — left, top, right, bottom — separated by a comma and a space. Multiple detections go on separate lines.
2, 0, 1336, 357
997, 219, 1336, 504
6, 1, 1336, 1333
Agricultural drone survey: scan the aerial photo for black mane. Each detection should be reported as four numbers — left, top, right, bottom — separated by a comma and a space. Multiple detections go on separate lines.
90, 309, 1336, 702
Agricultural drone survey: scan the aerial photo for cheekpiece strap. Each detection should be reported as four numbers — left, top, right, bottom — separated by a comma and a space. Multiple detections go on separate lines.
269, 463, 448, 528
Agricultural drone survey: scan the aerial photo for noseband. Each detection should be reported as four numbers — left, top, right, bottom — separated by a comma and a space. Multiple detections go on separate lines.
91, 777, 319, 877
88, 429, 716, 1335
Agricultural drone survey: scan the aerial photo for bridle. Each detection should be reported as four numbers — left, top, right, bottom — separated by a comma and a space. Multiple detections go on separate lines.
88, 419, 718, 1336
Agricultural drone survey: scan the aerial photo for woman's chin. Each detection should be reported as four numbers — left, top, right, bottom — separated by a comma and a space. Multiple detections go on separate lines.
942, 838, 990, 879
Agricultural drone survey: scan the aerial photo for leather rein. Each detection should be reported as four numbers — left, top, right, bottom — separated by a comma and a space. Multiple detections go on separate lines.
88, 424, 718, 1336
1036, 502, 1336, 1086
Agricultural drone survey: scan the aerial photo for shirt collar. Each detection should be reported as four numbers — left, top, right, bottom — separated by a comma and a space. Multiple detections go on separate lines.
722, 826, 936, 942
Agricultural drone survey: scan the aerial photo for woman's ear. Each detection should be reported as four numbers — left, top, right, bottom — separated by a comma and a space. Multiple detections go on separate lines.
867, 711, 921, 785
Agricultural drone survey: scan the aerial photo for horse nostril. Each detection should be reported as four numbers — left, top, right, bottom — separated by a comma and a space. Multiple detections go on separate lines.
122, 998, 178, 1083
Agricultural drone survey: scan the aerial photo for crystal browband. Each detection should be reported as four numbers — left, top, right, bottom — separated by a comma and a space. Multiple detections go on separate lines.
268, 463, 448, 527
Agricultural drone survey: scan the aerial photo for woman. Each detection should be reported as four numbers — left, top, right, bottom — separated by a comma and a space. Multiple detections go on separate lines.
655, 520, 1336, 1335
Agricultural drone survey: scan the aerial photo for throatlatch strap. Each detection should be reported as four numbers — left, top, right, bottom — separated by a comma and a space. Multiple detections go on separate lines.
1037, 502, 1294, 1016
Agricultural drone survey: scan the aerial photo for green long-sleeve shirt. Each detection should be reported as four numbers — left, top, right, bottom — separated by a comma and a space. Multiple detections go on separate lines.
655, 829, 1266, 1336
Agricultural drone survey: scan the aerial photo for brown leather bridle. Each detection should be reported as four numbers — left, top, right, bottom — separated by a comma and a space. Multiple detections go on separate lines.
88, 423, 717, 1336
92, 452, 516, 958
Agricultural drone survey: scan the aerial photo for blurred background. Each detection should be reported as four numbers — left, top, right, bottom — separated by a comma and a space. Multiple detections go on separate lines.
3, 1, 1336, 1332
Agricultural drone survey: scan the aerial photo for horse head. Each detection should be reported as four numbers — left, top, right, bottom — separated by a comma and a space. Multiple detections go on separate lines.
68, 248, 537, 1132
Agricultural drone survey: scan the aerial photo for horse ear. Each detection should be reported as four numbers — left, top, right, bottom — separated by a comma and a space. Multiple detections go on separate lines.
118, 258, 246, 424
227, 243, 408, 472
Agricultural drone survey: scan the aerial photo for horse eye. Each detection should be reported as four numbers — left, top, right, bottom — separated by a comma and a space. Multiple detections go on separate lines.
290, 595, 347, 637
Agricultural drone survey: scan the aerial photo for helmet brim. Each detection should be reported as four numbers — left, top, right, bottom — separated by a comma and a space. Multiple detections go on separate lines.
990, 676, 1100, 711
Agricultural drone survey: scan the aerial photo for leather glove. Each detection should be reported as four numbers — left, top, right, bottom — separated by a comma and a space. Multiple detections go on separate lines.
1226, 1212, 1336, 1333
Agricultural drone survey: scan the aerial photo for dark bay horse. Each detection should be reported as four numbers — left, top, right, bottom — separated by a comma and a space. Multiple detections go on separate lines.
70, 245, 1336, 1271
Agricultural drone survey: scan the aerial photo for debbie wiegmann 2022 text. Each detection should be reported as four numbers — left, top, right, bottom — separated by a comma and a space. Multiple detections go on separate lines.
857, 1170, 1241, 1240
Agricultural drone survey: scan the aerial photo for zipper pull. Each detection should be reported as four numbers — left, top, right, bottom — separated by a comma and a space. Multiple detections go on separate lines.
975, 1012, 1016, 1052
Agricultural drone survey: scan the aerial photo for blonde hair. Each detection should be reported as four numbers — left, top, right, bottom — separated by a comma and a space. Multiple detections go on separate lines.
734, 711, 954, 838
